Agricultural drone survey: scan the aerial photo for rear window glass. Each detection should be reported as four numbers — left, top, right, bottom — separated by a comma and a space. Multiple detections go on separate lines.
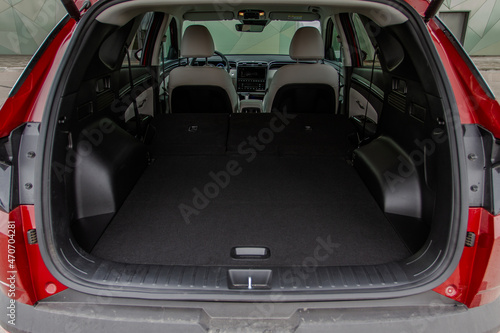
182, 20, 321, 55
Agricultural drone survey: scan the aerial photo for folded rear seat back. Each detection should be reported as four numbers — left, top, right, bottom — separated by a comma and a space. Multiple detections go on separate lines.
151, 113, 229, 155
227, 113, 354, 156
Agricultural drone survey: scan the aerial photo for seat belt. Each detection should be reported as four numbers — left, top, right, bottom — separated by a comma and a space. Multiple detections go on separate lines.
160, 37, 168, 114
124, 45, 142, 139
361, 47, 379, 143
337, 35, 343, 114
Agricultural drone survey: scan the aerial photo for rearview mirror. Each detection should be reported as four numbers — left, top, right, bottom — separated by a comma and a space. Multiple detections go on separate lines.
235, 24, 265, 32
134, 49, 143, 62
360, 50, 367, 63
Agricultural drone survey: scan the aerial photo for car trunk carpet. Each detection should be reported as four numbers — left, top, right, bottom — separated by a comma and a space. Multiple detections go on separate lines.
91, 155, 411, 266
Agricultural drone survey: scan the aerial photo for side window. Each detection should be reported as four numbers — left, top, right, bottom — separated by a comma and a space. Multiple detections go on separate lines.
325, 18, 342, 62
123, 12, 155, 67
161, 19, 179, 63
351, 13, 380, 68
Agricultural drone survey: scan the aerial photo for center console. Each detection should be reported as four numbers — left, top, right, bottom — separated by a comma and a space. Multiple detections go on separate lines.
236, 62, 268, 92
240, 99, 263, 113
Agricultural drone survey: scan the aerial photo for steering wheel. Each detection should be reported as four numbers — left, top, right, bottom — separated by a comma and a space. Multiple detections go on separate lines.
214, 50, 230, 73
188, 51, 230, 73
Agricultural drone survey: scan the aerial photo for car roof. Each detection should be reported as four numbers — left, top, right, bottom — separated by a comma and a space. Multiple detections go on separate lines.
95, 0, 409, 27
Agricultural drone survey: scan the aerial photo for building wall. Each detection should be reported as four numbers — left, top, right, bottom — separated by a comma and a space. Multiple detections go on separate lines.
0, 0, 66, 55
441, 0, 500, 55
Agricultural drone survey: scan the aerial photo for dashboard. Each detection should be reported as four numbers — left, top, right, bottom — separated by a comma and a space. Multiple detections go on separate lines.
179, 55, 324, 113
188, 55, 313, 98
236, 62, 267, 92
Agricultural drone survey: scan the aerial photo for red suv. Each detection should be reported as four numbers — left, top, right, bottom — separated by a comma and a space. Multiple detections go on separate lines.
2, 0, 500, 331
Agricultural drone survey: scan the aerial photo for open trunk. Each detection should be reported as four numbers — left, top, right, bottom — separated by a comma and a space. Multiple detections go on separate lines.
75, 112, 425, 269
41, 111, 456, 298
35, 0, 466, 301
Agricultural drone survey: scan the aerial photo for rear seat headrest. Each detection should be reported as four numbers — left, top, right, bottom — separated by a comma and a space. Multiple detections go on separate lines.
289, 27, 324, 61
181, 25, 215, 58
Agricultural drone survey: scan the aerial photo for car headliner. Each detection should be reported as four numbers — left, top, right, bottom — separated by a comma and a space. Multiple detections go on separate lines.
96, 0, 409, 27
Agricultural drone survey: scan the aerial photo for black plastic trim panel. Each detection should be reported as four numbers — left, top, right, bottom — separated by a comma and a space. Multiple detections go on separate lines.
462, 124, 500, 215
64, 260, 409, 295
0, 123, 40, 212
6, 289, 500, 333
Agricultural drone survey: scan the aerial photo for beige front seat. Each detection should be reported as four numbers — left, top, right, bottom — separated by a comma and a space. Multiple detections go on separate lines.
263, 27, 339, 113
168, 25, 238, 113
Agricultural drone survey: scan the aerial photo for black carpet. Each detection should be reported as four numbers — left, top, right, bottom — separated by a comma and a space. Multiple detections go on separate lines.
91, 155, 411, 266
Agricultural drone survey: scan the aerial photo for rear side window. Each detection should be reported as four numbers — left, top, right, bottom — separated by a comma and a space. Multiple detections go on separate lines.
351, 13, 380, 68
123, 12, 155, 67
325, 18, 342, 62
161, 18, 179, 63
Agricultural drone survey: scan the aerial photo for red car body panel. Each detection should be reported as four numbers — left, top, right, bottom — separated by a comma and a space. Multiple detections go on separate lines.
19, 206, 68, 301
403, 0, 429, 16
0, 21, 76, 138
402, 0, 500, 308
0, 208, 37, 305
0, 0, 97, 138
0, 206, 67, 306
415, 2, 500, 307
1, 0, 500, 310
403, 2, 500, 135
427, 19, 500, 136
433, 208, 500, 307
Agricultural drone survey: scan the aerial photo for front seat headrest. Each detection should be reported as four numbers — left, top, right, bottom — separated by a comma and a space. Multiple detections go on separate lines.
289, 27, 324, 61
181, 25, 215, 58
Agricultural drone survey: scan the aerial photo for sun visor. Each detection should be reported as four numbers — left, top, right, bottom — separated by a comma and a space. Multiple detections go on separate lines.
183, 11, 234, 21
269, 12, 320, 21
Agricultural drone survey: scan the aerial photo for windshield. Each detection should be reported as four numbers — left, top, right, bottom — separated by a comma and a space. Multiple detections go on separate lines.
183, 20, 321, 55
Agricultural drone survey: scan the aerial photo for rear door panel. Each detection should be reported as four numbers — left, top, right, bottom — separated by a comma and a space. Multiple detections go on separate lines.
349, 69, 385, 123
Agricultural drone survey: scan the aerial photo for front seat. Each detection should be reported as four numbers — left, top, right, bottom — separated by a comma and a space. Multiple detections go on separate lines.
263, 27, 339, 113
168, 25, 238, 113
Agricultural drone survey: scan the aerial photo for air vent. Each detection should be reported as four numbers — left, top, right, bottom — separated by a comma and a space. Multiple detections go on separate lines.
238, 61, 267, 67
388, 92, 406, 113
96, 90, 115, 112
268, 62, 293, 70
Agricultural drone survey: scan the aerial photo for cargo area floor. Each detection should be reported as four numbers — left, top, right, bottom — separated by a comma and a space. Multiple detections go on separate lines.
91, 155, 411, 266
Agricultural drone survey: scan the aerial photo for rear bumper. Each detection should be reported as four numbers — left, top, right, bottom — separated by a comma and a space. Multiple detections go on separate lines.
2, 290, 500, 333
